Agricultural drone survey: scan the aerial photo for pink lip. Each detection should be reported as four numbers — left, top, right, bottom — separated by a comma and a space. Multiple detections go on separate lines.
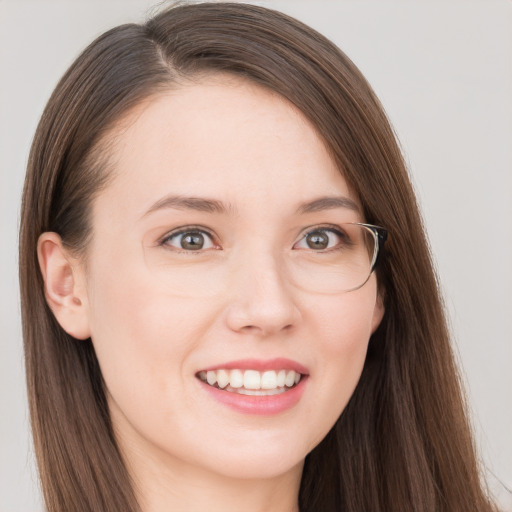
198, 358, 309, 375
198, 375, 308, 415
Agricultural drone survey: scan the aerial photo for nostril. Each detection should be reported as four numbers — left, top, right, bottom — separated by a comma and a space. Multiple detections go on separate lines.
223, 281, 301, 335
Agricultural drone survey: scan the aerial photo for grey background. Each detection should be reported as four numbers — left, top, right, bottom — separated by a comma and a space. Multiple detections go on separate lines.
1, 1, 511, 510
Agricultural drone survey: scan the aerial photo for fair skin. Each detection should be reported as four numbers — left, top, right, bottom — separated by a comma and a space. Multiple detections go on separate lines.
38, 75, 384, 512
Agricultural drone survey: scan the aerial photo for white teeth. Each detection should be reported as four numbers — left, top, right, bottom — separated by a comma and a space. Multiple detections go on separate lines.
261, 370, 277, 390
285, 370, 296, 387
244, 370, 261, 390
230, 369, 244, 389
217, 369, 229, 389
198, 368, 303, 392
206, 370, 217, 386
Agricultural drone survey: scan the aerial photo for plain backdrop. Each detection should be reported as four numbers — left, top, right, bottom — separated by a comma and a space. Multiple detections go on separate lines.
1, 1, 511, 510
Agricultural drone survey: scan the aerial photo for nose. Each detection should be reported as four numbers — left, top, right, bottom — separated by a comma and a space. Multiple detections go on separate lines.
224, 250, 301, 337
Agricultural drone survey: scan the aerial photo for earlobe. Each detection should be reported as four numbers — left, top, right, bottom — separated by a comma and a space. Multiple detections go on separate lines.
37, 232, 91, 340
371, 292, 385, 334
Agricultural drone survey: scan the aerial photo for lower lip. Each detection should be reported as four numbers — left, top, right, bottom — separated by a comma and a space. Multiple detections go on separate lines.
199, 377, 308, 415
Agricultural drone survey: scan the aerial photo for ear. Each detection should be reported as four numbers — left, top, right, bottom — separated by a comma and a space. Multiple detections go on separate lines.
371, 292, 385, 334
37, 232, 91, 340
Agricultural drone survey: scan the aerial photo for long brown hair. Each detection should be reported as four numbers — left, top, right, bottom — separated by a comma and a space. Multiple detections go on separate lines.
19, 3, 496, 511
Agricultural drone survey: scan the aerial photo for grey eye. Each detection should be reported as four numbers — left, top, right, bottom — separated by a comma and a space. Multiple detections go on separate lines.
181, 232, 205, 250
294, 228, 343, 251
306, 231, 329, 249
164, 230, 215, 251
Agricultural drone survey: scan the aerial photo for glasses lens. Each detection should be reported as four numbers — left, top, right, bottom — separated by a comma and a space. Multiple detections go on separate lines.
288, 223, 378, 294
145, 224, 381, 298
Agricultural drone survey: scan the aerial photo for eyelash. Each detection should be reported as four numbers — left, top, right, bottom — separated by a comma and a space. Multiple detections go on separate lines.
158, 224, 347, 253
159, 225, 218, 253
295, 225, 348, 252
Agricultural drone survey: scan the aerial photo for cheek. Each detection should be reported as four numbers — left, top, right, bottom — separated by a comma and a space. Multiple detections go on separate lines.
303, 288, 377, 443
85, 256, 216, 409
311, 288, 376, 362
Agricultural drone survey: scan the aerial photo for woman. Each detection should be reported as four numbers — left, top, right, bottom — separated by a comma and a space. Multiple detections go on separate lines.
19, 2, 498, 511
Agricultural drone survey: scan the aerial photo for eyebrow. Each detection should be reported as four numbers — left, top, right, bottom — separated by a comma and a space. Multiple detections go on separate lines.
296, 196, 360, 214
142, 195, 235, 218
141, 194, 360, 218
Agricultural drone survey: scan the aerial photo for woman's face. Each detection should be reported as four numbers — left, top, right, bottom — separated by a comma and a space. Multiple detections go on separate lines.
78, 75, 383, 481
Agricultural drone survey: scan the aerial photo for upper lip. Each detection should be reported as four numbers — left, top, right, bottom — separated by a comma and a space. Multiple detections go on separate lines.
197, 358, 309, 375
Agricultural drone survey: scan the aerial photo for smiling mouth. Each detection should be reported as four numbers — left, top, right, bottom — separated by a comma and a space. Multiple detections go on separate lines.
197, 369, 303, 396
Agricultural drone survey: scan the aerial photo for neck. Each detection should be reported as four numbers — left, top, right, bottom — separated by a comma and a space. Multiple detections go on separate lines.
118, 432, 303, 512
134, 452, 302, 512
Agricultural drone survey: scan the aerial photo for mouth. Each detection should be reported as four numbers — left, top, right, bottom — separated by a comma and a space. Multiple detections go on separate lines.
196, 358, 309, 415
196, 368, 303, 396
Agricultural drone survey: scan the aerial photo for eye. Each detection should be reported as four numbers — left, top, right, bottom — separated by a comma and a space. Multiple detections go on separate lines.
294, 227, 345, 251
161, 229, 216, 251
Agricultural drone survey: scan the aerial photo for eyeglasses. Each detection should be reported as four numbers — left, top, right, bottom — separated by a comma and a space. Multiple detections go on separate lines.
286, 222, 387, 294
150, 222, 387, 297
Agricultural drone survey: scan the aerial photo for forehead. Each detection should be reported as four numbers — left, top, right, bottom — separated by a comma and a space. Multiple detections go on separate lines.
93, 75, 359, 222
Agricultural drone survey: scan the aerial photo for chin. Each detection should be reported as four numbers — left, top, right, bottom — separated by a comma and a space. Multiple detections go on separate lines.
173, 433, 309, 481
204, 453, 305, 481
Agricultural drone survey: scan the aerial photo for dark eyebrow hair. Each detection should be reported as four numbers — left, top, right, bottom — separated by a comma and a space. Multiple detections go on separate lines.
141, 194, 360, 219
141, 195, 236, 218
296, 196, 360, 214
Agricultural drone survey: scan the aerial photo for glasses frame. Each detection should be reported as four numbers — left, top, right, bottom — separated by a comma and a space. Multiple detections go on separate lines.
352, 222, 388, 271
296, 222, 388, 294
